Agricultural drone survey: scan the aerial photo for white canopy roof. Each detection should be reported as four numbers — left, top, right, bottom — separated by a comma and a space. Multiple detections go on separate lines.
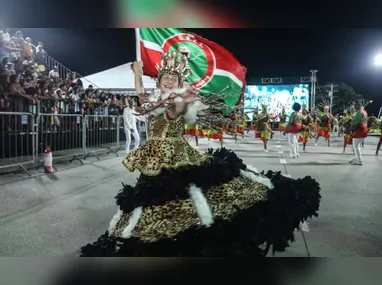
79, 62, 156, 90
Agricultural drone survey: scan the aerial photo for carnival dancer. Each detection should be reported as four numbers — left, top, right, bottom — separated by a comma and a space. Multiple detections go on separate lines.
255, 105, 274, 152
298, 104, 314, 152
338, 110, 347, 137
185, 123, 199, 146
80, 54, 321, 257
283, 103, 303, 158
222, 110, 239, 142
342, 108, 355, 154
249, 108, 258, 133
348, 101, 368, 165
278, 107, 287, 133
314, 105, 335, 147
244, 112, 250, 133
236, 110, 246, 139
375, 119, 382, 155
361, 106, 367, 148
204, 127, 224, 147
123, 97, 146, 154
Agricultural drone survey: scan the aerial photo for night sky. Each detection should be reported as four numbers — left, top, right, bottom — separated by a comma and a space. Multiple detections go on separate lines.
14, 28, 382, 113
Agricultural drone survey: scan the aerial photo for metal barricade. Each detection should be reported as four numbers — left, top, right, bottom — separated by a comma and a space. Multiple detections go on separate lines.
36, 113, 85, 167
83, 115, 121, 160
0, 112, 36, 175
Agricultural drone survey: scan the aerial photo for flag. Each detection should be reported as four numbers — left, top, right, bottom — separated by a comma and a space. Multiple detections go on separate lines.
137, 28, 246, 107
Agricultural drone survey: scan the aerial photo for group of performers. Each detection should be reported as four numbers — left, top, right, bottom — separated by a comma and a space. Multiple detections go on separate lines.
184, 110, 247, 147
224, 102, 382, 157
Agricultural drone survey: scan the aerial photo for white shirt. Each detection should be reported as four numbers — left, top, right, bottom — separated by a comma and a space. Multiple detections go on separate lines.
70, 93, 80, 112
2, 32, 10, 42
53, 88, 61, 99
49, 70, 59, 78
123, 107, 145, 131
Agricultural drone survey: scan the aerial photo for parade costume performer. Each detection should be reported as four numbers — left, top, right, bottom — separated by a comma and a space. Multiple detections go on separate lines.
255, 105, 274, 152
200, 126, 224, 147
298, 105, 314, 152
375, 120, 382, 155
249, 109, 258, 132
244, 112, 251, 133
314, 105, 335, 147
348, 101, 368, 165
236, 111, 246, 139
342, 108, 355, 153
284, 103, 303, 158
185, 124, 199, 146
223, 111, 245, 142
278, 107, 287, 132
80, 54, 321, 257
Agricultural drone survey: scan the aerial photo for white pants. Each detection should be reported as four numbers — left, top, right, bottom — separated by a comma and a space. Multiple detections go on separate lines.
333, 125, 338, 133
125, 129, 140, 153
352, 137, 365, 162
288, 133, 299, 157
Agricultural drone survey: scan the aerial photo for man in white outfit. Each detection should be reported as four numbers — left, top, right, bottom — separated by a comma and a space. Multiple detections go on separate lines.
123, 98, 145, 154
283, 102, 303, 158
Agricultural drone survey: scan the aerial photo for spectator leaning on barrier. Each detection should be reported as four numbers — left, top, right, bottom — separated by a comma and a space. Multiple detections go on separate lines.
25, 37, 35, 59
49, 66, 59, 81
70, 86, 81, 113
0, 56, 9, 73
5, 62, 16, 75
35, 42, 46, 73
66, 72, 73, 86
11, 30, 26, 61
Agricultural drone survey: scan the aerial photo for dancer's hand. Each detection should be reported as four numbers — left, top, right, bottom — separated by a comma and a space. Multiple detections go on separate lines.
132, 61, 143, 74
181, 88, 199, 103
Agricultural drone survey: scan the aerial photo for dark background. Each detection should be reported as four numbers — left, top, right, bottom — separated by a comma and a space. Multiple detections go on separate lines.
3, 1, 382, 114
10, 28, 382, 114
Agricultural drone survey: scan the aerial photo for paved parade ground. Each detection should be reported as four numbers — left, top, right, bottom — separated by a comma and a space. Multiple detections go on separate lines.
0, 132, 381, 257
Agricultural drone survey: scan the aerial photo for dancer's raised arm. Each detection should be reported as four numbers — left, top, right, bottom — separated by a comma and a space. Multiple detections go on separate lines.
132, 61, 147, 104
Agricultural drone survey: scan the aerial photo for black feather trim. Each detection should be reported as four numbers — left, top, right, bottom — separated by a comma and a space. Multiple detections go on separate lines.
80, 170, 321, 257
115, 148, 246, 213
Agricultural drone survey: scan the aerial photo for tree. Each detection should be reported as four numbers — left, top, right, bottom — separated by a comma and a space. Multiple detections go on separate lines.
315, 82, 365, 114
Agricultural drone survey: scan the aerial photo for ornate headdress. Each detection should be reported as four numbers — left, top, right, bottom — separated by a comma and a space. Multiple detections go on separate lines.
156, 50, 191, 89
324, 104, 329, 111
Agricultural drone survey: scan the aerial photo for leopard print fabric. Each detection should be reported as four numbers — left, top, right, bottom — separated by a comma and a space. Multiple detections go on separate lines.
122, 113, 210, 176
111, 175, 269, 241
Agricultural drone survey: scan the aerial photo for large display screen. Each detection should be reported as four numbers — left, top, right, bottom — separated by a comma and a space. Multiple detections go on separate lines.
244, 84, 310, 121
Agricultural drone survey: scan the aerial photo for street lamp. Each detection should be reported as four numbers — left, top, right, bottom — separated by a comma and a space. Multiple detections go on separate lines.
375, 54, 382, 66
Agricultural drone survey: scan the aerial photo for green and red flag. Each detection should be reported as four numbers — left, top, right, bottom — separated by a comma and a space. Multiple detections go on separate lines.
137, 28, 246, 107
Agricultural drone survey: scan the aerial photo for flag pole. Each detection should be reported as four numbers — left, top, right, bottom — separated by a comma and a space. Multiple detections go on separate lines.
135, 28, 150, 139
135, 28, 141, 61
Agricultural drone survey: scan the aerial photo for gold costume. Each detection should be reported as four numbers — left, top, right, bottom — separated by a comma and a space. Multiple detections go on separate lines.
80, 50, 321, 257
111, 175, 268, 242
122, 113, 210, 176
117, 113, 270, 241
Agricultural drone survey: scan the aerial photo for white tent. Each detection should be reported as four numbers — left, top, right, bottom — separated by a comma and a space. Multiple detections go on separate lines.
79, 62, 156, 91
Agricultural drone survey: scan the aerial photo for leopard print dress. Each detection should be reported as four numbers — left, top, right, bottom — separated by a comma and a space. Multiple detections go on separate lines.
114, 113, 271, 241
81, 112, 321, 256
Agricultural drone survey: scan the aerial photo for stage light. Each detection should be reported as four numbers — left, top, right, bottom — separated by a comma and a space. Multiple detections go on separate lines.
374, 54, 382, 66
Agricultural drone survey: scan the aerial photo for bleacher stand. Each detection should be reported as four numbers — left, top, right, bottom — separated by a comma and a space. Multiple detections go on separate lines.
0, 29, 141, 174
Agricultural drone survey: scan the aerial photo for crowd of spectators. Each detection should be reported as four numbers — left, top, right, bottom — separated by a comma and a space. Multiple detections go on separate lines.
0, 29, 133, 133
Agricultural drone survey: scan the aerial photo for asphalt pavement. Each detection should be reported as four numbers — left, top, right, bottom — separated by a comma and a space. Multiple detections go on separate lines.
0, 132, 381, 257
